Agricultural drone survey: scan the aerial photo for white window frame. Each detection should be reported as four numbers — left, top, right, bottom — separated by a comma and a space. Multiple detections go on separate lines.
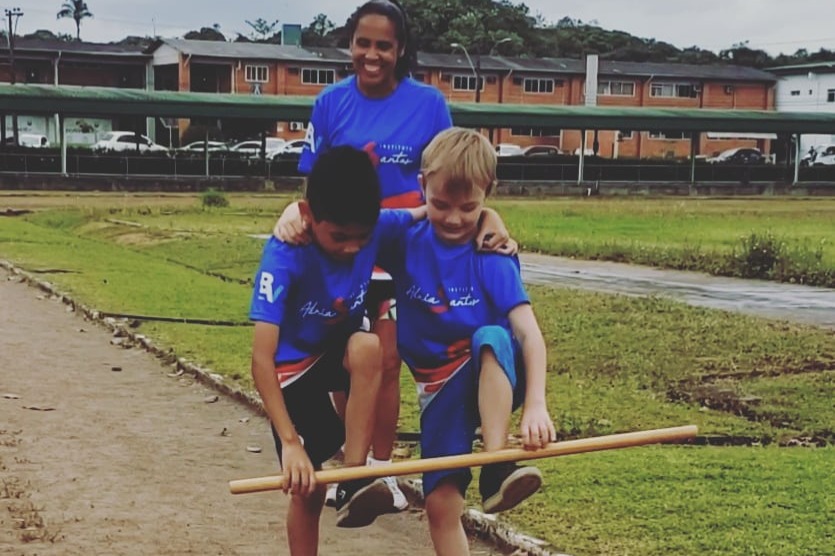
523, 78, 554, 94
648, 131, 687, 140
510, 127, 561, 137
245, 65, 269, 83
650, 82, 699, 98
301, 68, 336, 85
452, 74, 484, 92
598, 80, 635, 96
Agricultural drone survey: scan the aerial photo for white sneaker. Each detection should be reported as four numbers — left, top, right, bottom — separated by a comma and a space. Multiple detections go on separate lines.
325, 482, 338, 507
381, 476, 409, 511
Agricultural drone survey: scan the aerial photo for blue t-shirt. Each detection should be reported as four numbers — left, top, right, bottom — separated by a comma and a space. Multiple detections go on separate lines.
379, 220, 529, 388
249, 210, 413, 383
299, 76, 452, 206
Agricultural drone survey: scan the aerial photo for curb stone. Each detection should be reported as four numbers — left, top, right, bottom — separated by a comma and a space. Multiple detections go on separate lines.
1, 258, 568, 556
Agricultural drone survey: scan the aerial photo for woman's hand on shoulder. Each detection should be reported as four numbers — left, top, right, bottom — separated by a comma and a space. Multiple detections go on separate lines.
476, 208, 517, 255
274, 201, 312, 245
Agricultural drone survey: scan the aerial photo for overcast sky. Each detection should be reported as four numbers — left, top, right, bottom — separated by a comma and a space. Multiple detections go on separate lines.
10, 0, 835, 56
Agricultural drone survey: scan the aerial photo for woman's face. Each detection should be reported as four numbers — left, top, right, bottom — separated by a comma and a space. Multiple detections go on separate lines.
350, 13, 402, 97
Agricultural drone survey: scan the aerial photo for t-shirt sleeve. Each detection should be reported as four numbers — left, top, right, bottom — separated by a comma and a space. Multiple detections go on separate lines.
375, 209, 412, 276
298, 94, 328, 175
431, 90, 453, 136
480, 254, 529, 316
249, 238, 295, 325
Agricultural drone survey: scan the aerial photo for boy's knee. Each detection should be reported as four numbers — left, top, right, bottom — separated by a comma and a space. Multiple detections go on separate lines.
425, 483, 464, 526
346, 331, 381, 359
289, 487, 326, 513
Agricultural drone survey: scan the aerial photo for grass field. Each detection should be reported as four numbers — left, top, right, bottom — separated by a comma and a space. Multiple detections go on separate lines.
1, 192, 833, 555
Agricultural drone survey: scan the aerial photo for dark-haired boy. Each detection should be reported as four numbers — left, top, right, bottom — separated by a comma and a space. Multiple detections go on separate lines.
249, 146, 423, 554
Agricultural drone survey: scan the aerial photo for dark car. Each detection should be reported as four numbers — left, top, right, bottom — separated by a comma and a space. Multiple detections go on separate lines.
522, 145, 564, 157
706, 147, 766, 164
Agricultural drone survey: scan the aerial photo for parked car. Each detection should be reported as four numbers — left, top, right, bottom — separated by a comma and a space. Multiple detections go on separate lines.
178, 141, 229, 154
522, 145, 564, 157
268, 139, 307, 159
93, 131, 168, 154
230, 138, 286, 158
495, 143, 524, 157
3, 133, 50, 148
706, 147, 766, 164
810, 145, 835, 166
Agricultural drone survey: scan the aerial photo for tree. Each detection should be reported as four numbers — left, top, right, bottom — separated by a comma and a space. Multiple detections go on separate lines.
56, 0, 93, 41
302, 13, 335, 46
183, 26, 227, 41
24, 29, 74, 42
245, 18, 280, 42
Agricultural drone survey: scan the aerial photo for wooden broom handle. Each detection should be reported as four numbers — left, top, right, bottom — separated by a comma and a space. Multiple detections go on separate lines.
229, 425, 697, 495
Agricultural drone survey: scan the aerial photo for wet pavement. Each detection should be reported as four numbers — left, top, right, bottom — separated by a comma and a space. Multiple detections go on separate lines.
520, 253, 835, 330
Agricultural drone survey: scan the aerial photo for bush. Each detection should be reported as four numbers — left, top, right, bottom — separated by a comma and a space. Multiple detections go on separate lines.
200, 188, 229, 208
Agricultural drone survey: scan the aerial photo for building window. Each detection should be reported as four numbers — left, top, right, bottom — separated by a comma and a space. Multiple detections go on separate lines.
790, 90, 801, 96
245, 65, 268, 83
510, 127, 561, 137
828, 89, 835, 102
618, 130, 634, 140
301, 68, 335, 85
597, 80, 635, 96
452, 74, 484, 91
648, 131, 687, 140
650, 82, 699, 98
523, 78, 554, 94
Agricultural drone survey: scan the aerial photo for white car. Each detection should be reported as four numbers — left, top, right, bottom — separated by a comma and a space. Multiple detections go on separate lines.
179, 141, 229, 154
268, 139, 308, 159
93, 131, 168, 153
3, 133, 50, 148
810, 145, 835, 166
495, 143, 524, 157
230, 138, 286, 157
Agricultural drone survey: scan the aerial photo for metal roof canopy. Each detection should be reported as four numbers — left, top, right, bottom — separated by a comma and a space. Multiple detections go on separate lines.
1, 84, 835, 134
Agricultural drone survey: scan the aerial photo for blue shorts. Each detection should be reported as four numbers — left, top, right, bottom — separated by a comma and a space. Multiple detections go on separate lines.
419, 325, 526, 496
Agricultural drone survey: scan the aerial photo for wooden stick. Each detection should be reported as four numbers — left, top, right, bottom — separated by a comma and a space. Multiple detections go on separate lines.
229, 425, 697, 495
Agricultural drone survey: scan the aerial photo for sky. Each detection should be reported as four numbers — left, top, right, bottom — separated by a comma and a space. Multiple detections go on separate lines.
8, 0, 835, 56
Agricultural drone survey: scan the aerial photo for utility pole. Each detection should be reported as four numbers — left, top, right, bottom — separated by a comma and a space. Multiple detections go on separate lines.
4, 7, 23, 146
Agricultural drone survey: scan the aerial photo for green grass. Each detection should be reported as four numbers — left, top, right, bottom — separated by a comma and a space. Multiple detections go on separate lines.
2, 193, 835, 555
494, 197, 835, 286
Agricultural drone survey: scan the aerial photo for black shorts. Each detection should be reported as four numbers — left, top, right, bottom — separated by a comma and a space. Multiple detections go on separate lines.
367, 278, 396, 321
270, 344, 350, 469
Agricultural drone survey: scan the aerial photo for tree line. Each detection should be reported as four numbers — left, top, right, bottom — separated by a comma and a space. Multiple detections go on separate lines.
10, 0, 835, 69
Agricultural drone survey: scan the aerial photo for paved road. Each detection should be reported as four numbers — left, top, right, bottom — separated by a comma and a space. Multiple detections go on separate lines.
521, 253, 835, 329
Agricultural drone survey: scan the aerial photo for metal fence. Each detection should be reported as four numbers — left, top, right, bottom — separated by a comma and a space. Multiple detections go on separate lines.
2, 149, 835, 183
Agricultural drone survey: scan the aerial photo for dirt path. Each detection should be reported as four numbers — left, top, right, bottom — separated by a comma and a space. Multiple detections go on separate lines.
0, 268, 502, 555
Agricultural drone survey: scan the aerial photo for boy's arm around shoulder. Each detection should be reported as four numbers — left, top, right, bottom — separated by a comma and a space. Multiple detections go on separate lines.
508, 302, 557, 450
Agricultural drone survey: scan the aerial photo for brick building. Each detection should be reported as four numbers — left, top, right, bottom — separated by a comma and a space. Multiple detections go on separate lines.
1, 37, 778, 158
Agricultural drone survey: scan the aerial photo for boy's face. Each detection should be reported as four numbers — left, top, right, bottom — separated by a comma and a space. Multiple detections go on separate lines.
300, 201, 374, 262
421, 171, 486, 245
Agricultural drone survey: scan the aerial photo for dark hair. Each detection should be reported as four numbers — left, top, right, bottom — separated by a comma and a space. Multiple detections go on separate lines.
305, 146, 381, 227
347, 0, 416, 81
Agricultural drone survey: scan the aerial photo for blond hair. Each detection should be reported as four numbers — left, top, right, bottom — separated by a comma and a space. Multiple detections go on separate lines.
421, 127, 497, 195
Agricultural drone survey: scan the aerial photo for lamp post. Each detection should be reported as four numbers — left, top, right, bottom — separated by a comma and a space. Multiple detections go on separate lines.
4, 7, 23, 146
452, 38, 513, 104
450, 42, 478, 102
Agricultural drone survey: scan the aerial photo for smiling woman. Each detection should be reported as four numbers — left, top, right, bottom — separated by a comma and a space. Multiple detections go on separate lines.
291, 0, 455, 522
